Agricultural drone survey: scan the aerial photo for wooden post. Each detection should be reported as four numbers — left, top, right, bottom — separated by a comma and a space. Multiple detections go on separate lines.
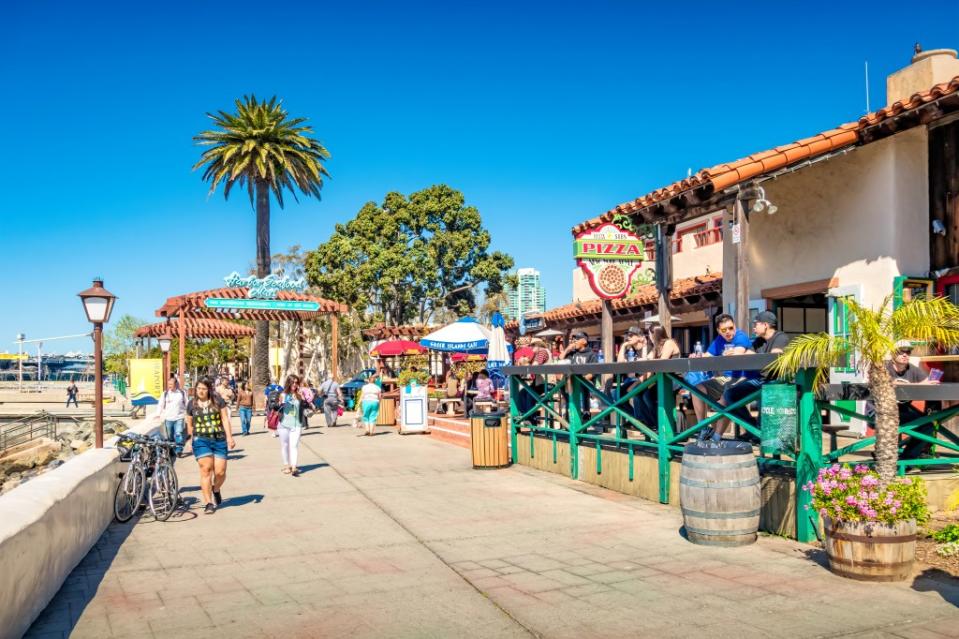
601, 300, 614, 364
722, 206, 737, 318
331, 314, 340, 381
178, 314, 186, 386
297, 320, 305, 378
735, 198, 750, 331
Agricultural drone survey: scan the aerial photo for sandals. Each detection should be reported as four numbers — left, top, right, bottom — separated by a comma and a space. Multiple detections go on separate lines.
282, 466, 292, 474
291, 467, 300, 477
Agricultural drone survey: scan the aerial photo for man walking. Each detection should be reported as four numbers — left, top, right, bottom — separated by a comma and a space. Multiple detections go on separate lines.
156, 377, 188, 456
318, 375, 343, 427
66, 381, 79, 408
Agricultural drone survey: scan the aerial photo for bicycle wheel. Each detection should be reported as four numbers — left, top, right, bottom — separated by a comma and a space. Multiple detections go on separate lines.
148, 465, 178, 521
114, 464, 145, 523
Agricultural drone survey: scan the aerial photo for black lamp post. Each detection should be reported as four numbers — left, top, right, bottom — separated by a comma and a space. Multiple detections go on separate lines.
78, 278, 117, 448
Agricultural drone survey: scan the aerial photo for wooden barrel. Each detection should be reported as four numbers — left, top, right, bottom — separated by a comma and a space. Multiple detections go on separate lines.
823, 517, 916, 582
680, 441, 760, 546
377, 398, 396, 426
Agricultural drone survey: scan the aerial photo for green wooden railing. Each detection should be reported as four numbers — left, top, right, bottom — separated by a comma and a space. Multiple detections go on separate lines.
503, 356, 959, 543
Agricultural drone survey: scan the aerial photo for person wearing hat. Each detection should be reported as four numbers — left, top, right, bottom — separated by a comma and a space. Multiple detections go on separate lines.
560, 330, 597, 421
617, 326, 651, 362
712, 310, 791, 441
883, 339, 940, 460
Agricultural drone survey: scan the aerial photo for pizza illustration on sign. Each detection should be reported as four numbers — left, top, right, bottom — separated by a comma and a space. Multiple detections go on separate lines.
573, 223, 645, 300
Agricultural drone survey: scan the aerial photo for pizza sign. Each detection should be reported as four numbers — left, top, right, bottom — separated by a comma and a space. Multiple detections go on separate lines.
574, 223, 645, 299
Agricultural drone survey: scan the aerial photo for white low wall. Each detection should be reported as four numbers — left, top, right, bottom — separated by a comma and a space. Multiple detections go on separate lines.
0, 419, 158, 639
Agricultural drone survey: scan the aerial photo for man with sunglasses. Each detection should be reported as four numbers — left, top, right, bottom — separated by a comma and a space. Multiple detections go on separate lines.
885, 340, 940, 460
691, 314, 752, 423
712, 311, 790, 441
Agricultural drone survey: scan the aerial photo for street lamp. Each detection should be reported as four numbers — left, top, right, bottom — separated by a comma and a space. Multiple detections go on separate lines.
78, 278, 117, 449
158, 330, 173, 386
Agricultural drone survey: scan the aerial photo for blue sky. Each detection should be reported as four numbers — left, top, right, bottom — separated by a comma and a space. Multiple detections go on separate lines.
3, 1, 958, 354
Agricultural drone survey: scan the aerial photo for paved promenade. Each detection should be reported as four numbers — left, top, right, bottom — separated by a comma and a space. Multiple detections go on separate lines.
26, 417, 959, 639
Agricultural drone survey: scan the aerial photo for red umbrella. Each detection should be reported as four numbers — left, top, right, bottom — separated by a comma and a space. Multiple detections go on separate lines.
451, 352, 486, 362
370, 340, 427, 357
513, 347, 535, 362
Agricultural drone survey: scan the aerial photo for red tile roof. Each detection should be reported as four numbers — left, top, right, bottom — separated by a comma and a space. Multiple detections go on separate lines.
135, 318, 254, 340
507, 273, 722, 328
574, 75, 959, 234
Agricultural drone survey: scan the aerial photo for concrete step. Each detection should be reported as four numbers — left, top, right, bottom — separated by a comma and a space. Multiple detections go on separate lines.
427, 414, 470, 449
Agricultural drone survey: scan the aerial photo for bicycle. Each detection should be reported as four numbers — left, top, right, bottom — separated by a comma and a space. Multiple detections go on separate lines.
114, 432, 180, 522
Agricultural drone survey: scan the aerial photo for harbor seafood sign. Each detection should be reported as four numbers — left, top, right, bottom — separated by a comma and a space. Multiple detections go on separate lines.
574, 223, 646, 299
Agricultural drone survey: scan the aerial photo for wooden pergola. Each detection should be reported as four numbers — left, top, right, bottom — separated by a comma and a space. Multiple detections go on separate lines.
135, 318, 255, 383
155, 287, 348, 388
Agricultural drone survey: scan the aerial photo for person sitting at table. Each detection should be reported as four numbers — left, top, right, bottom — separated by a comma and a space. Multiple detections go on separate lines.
604, 326, 648, 412
880, 340, 940, 460
474, 370, 494, 404
560, 331, 598, 422
633, 326, 681, 429
691, 314, 752, 423
715, 311, 790, 441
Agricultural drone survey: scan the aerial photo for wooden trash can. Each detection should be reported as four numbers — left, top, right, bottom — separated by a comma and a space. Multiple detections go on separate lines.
680, 441, 760, 546
822, 516, 916, 582
470, 411, 510, 469
377, 398, 396, 426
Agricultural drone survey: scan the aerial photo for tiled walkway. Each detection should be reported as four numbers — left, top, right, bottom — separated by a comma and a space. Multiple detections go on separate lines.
26, 416, 959, 638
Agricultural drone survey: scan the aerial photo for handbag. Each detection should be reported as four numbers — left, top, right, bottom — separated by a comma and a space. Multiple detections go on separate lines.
266, 408, 281, 430
337, 406, 344, 417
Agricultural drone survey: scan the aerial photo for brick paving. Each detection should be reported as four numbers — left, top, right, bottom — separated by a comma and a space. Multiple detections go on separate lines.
25, 414, 959, 639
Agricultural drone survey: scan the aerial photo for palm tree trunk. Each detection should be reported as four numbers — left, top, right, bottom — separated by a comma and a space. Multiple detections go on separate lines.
253, 180, 271, 392
869, 362, 900, 483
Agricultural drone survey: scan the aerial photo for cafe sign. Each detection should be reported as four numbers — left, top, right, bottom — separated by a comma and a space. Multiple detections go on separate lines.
574, 223, 645, 299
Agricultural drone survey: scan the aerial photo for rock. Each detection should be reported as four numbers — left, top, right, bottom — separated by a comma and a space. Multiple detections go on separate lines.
69, 439, 91, 453
0, 438, 62, 476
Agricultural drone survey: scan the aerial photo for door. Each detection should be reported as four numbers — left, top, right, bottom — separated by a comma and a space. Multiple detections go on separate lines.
828, 285, 864, 434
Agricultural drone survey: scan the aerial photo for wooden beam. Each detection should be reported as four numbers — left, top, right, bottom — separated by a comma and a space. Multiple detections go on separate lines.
601, 300, 614, 364
735, 199, 750, 330
761, 277, 839, 300
178, 311, 186, 386
721, 205, 737, 317
331, 314, 340, 381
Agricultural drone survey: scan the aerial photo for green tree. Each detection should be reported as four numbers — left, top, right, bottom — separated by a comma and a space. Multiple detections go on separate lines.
103, 315, 145, 356
770, 297, 959, 483
193, 95, 330, 391
305, 185, 514, 325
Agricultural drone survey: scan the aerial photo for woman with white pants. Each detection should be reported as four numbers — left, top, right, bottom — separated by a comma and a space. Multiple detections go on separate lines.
278, 374, 304, 476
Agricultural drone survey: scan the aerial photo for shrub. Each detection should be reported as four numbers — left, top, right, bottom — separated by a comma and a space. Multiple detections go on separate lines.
802, 464, 930, 526
930, 523, 959, 544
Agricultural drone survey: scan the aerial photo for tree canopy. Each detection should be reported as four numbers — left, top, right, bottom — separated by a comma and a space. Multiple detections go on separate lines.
305, 185, 514, 325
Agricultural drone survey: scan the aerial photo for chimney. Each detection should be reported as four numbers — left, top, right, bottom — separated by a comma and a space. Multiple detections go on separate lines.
886, 47, 959, 107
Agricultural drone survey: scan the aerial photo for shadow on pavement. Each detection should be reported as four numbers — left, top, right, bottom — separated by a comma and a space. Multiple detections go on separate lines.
800, 548, 830, 569
24, 517, 138, 637
297, 463, 329, 474
912, 568, 959, 607
218, 494, 264, 509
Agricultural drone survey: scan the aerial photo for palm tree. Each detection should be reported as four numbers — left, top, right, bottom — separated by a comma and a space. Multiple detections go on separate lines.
193, 95, 330, 391
770, 296, 959, 483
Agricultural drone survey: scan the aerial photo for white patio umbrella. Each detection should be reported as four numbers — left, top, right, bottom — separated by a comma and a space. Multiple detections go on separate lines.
420, 317, 491, 353
486, 312, 509, 371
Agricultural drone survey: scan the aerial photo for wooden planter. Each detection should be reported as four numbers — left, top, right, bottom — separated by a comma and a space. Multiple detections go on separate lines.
822, 517, 917, 582
680, 441, 760, 547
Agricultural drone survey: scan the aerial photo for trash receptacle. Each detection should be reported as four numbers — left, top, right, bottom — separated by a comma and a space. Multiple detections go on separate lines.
470, 411, 510, 469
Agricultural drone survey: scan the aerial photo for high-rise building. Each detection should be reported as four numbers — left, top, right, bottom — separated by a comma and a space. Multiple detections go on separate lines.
506, 268, 546, 321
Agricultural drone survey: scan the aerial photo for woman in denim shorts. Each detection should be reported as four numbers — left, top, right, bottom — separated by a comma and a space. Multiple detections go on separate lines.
183, 377, 236, 514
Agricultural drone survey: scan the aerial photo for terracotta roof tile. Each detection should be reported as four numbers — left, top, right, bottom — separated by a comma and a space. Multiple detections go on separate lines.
573, 74, 959, 234
506, 273, 722, 328
135, 318, 254, 340
156, 286, 348, 320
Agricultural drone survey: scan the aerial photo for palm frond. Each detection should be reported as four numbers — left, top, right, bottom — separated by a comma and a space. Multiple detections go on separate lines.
768, 332, 851, 391
889, 296, 959, 348
193, 95, 330, 205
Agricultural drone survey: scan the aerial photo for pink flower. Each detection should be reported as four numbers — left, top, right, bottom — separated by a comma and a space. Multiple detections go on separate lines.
854, 464, 868, 474
845, 496, 858, 505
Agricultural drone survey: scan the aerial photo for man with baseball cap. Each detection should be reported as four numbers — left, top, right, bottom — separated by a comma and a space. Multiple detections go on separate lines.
711, 310, 791, 441
560, 330, 597, 421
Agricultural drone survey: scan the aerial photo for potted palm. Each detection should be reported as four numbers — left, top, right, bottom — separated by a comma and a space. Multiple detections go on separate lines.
770, 296, 959, 581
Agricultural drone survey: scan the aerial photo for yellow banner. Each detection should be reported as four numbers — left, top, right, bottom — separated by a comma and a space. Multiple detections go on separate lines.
129, 358, 163, 406
0, 353, 28, 360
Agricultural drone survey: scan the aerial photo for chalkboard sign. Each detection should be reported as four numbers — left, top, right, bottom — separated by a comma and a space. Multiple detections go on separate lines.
760, 383, 797, 455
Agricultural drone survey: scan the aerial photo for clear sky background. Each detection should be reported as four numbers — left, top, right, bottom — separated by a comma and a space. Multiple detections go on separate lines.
3, 1, 958, 354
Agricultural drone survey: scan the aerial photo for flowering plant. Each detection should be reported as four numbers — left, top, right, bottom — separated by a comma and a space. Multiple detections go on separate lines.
802, 464, 929, 526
